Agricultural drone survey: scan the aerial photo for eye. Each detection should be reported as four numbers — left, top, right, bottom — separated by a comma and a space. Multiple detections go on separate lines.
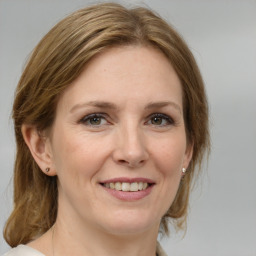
79, 113, 108, 126
147, 113, 174, 126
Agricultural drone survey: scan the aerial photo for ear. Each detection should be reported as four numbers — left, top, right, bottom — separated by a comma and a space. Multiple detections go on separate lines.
21, 124, 56, 176
182, 142, 194, 171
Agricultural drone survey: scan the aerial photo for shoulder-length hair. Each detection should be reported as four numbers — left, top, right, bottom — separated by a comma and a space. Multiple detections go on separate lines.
4, 2, 210, 247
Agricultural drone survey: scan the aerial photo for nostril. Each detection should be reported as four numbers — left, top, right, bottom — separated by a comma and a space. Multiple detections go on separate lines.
118, 159, 127, 164
117, 159, 143, 168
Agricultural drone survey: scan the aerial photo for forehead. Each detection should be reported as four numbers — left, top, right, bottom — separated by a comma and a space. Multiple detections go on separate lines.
57, 45, 183, 112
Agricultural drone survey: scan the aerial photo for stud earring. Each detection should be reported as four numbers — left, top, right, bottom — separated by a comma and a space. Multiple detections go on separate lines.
45, 167, 50, 173
182, 168, 186, 174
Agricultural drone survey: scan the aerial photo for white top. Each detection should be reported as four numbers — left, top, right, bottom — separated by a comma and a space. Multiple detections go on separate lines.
2, 245, 45, 256
3, 243, 167, 256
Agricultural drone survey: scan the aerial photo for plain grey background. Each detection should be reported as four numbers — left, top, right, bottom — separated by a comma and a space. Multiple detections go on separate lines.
1, 0, 256, 255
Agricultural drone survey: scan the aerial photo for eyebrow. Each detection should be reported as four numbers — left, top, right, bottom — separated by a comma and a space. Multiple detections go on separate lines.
70, 100, 182, 113
145, 101, 182, 113
70, 101, 118, 113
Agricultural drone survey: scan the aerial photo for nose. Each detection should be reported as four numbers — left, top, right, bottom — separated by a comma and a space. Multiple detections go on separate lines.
112, 125, 149, 168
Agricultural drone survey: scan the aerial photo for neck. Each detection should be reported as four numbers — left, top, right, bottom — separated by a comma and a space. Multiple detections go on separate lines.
52, 215, 159, 256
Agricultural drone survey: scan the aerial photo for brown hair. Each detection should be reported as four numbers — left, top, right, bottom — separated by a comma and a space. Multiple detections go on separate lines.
4, 2, 210, 247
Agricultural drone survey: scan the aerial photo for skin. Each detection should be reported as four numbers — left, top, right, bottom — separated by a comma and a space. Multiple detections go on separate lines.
23, 45, 193, 256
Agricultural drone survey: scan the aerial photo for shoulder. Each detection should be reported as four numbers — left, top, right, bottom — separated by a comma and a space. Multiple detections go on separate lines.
156, 241, 168, 256
2, 245, 45, 256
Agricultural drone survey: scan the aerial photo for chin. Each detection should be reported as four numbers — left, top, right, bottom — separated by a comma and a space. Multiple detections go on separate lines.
98, 210, 160, 236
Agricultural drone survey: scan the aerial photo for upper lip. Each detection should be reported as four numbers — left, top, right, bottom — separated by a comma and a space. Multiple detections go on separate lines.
100, 177, 155, 184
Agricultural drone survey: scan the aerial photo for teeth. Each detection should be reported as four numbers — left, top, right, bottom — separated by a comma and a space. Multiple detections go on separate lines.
115, 182, 122, 191
122, 182, 130, 191
143, 182, 148, 190
103, 182, 149, 192
130, 182, 138, 191
138, 182, 143, 190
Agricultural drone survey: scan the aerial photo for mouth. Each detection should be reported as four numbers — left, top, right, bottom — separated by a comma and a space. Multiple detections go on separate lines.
100, 182, 152, 192
99, 178, 155, 201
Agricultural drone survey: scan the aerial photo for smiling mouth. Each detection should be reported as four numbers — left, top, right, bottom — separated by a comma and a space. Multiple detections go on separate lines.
100, 182, 152, 192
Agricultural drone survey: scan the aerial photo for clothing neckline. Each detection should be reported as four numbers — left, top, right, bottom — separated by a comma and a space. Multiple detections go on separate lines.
10, 245, 45, 256
14, 242, 166, 256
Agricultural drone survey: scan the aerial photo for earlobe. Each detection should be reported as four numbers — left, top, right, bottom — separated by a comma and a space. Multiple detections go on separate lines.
21, 124, 56, 176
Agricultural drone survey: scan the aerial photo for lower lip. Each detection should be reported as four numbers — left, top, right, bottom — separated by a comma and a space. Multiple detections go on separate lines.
101, 185, 154, 201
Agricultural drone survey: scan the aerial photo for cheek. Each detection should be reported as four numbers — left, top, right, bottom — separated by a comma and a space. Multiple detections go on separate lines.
147, 137, 186, 215
51, 129, 110, 181
152, 134, 187, 176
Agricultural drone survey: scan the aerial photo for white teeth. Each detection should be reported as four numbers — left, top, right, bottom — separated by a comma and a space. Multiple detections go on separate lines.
130, 182, 138, 191
103, 182, 149, 192
122, 182, 130, 191
138, 182, 143, 190
115, 182, 122, 191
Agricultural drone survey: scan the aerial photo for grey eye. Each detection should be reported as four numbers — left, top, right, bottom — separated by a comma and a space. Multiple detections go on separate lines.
147, 113, 174, 126
80, 114, 108, 126
89, 117, 102, 125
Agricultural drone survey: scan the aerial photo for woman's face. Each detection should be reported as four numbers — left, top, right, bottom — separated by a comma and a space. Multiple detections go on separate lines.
47, 46, 192, 235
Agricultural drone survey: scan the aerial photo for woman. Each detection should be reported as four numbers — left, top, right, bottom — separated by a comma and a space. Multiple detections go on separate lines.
3, 2, 210, 256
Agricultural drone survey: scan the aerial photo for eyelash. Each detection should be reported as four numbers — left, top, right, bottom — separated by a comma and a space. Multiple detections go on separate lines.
79, 113, 109, 127
78, 113, 175, 127
146, 113, 174, 126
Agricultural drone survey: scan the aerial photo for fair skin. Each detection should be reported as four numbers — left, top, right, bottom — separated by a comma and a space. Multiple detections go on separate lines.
22, 45, 193, 256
